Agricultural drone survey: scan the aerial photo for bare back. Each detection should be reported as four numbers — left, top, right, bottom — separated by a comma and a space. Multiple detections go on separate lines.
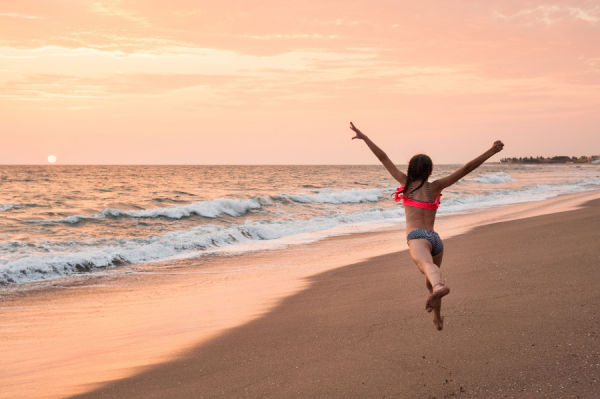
403, 181, 442, 232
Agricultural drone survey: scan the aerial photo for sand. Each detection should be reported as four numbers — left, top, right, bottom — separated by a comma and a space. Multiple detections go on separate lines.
61, 197, 600, 398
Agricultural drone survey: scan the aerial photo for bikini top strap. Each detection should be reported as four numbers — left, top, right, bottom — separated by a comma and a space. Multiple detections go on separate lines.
394, 186, 404, 202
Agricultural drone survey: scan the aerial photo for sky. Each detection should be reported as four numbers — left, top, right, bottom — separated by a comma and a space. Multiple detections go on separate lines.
1, 0, 599, 164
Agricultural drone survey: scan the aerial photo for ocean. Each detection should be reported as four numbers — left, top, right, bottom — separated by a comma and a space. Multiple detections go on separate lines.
1, 164, 599, 286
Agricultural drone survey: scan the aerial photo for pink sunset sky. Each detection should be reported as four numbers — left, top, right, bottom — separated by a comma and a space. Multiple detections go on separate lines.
1, 0, 599, 164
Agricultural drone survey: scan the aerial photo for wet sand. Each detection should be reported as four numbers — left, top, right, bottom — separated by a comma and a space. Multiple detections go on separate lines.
65, 197, 600, 398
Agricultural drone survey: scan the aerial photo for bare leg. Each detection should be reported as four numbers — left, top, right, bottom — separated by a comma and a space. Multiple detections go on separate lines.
408, 239, 442, 288
425, 280, 443, 330
426, 283, 449, 314
431, 251, 444, 331
409, 240, 449, 329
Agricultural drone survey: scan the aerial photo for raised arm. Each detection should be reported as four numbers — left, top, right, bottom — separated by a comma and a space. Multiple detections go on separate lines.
350, 122, 407, 185
432, 140, 504, 191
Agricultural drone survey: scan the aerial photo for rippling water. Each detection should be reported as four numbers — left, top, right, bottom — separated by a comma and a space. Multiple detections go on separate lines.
1, 164, 599, 285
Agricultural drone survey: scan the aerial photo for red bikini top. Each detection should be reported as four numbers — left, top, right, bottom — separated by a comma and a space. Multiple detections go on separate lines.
394, 186, 442, 210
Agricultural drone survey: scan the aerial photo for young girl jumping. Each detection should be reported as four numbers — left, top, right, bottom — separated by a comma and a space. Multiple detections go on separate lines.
350, 122, 504, 330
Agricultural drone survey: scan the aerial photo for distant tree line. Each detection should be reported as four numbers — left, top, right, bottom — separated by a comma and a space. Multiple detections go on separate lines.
500, 155, 599, 164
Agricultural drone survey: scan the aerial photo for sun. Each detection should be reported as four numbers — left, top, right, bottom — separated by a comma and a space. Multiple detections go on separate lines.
47, 155, 57, 163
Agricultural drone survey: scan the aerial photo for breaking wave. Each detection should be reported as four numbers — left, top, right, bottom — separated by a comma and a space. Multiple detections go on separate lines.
3, 172, 599, 286
30, 197, 272, 224
1, 206, 405, 285
278, 188, 384, 204
0, 203, 40, 211
1, 204, 23, 211
28, 189, 390, 224
440, 177, 600, 215
465, 172, 513, 184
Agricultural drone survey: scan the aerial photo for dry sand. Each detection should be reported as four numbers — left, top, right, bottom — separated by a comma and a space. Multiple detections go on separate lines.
68, 198, 600, 398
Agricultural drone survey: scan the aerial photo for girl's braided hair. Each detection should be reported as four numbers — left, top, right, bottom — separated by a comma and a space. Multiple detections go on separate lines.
401, 154, 433, 196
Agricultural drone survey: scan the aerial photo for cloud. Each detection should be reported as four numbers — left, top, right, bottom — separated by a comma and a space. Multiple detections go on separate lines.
1, 45, 586, 108
89, 1, 150, 26
0, 45, 376, 77
231, 33, 339, 40
1, 2, 598, 107
494, 4, 599, 25
567, 6, 600, 23
0, 12, 43, 20
0, 44, 525, 106
1, 73, 229, 98
0, 46, 379, 102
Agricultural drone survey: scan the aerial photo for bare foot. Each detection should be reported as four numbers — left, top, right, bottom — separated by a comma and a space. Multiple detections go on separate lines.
433, 316, 444, 331
426, 283, 450, 312
431, 297, 444, 330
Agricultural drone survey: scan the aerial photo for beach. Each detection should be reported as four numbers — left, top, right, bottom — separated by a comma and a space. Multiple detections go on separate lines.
1, 190, 598, 398
4, 1, 600, 397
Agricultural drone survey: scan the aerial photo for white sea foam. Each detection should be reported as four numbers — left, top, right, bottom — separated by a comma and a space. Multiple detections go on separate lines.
466, 172, 513, 184
29, 189, 387, 224
30, 197, 271, 224
98, 197, 270, 219
280, 188, 384, 204
3, 174, 600, 285
0, 203, 24, 211
1, 206, 404, 285
440, 177, 600, 215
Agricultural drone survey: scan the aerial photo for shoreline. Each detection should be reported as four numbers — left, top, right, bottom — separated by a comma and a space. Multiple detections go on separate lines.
72, 196, 600, 398
3, 188, 598, 297
1, 190, 599, 398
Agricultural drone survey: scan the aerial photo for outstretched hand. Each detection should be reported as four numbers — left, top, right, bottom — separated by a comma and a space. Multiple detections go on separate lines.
349, 122, 367, 140
491, 140, 504, 153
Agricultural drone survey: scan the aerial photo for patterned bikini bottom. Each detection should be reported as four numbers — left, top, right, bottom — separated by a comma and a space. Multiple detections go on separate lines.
407, 229, 444, 256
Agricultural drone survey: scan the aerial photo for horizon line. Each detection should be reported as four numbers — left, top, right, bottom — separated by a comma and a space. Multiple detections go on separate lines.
0, 162, 505, 167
